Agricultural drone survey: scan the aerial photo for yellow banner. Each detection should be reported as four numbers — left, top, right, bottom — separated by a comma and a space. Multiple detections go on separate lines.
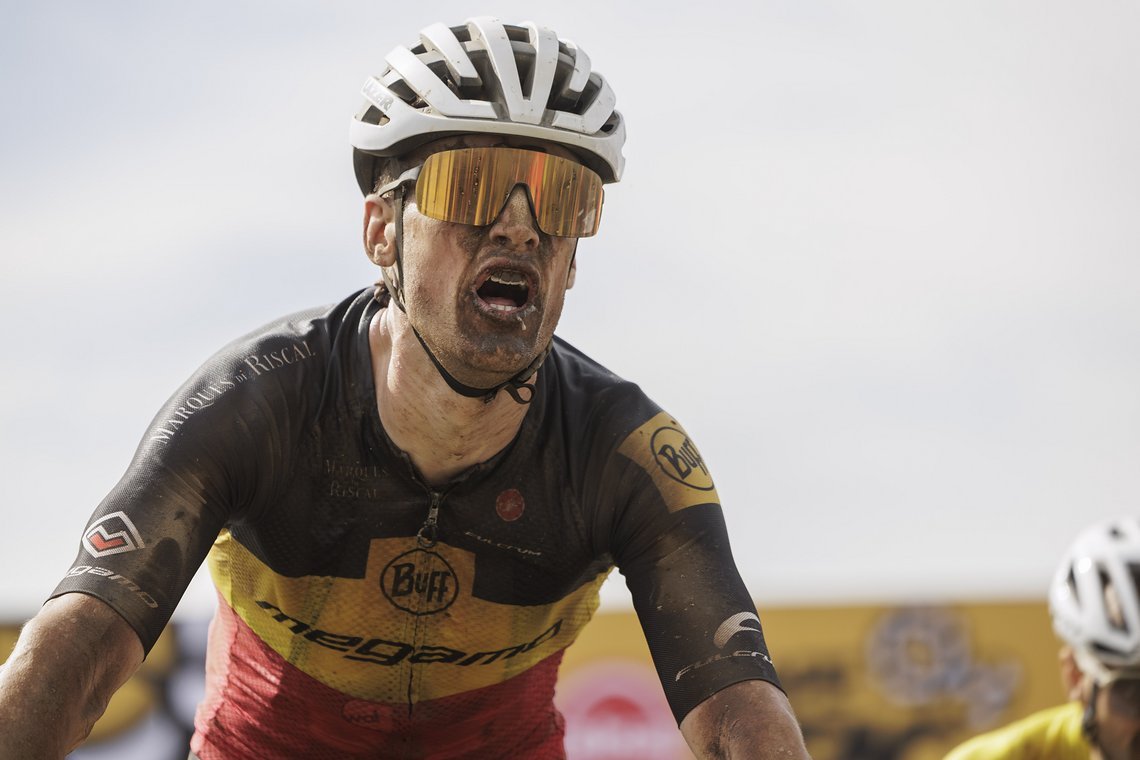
558, 601, 1063, 760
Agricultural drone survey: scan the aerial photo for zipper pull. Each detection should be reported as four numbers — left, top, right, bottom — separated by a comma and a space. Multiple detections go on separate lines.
417, 491, 441, 547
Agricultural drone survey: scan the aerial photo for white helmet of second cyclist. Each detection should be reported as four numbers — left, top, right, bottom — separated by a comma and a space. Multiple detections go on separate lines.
350, 17, 626, 195
1049, 517, 1140, 681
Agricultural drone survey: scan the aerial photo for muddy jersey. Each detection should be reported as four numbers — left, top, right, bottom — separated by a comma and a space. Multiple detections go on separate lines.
50, 288, 781, 759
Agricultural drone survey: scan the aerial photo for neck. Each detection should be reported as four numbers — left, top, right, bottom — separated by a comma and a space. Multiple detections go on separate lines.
368, 306, 531, 487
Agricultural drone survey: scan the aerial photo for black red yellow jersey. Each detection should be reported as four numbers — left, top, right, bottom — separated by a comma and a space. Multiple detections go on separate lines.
50, 288, 781, 759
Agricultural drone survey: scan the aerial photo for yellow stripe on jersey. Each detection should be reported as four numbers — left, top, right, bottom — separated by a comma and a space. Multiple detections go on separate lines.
208, 531, 609, 704
617, 411, 721, 512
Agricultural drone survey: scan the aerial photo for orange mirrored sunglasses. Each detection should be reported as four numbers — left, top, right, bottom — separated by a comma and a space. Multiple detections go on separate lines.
378, 146, 605, 237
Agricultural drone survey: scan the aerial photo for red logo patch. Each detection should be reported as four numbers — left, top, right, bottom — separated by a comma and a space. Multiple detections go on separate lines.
82, 512, 145, 558
495, 489, 525, 521
87, 533, 128, 552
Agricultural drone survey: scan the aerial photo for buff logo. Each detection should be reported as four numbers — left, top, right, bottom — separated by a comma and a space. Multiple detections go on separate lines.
650, 427, 714, 491
83, 512, 145, 557
381, 549, 458, 615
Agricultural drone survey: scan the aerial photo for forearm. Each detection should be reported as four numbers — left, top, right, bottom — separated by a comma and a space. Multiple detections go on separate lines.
680, 680, 811, 760
0, 594, 144, 759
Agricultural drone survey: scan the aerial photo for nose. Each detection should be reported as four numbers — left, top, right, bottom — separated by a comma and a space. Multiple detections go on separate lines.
488, 185, 540, 250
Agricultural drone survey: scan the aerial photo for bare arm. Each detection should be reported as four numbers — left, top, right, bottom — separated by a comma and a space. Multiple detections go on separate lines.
680, 680, 811, 760
0, 593, 144, 759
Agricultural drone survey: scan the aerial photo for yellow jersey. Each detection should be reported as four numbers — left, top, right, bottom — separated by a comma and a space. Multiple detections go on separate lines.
945, 702, 1089, 759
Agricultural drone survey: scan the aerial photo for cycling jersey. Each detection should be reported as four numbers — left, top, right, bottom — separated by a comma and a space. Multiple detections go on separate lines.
49, 287, 781, 759
944, 702, 1089, 760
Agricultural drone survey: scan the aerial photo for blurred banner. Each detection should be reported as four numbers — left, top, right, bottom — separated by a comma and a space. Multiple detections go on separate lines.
559, 602, 1062, 760
1, 601, 1063, 759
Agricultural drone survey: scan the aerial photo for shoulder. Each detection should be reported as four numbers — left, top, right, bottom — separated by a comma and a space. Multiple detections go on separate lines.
141, 289, 374, 450
209, 288, 371, 378
546, 336, 642, 396
545, 336, 720, 511
545, 336, 660, 431
944, 702, 1088, 760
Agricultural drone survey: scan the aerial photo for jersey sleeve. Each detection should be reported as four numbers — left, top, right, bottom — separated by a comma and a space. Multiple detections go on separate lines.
47, 329, 321, 655
599, 406, 784, 725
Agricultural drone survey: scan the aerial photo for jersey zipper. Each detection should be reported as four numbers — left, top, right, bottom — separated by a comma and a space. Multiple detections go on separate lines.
407, 487, 449, 713
416, 490, 442, 548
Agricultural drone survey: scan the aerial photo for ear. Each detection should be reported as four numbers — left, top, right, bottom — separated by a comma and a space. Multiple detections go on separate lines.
363, 193, 398, 267
1059, 646, 1085, 701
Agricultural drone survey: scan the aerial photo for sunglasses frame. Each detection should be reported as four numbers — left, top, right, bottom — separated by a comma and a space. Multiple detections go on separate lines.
374, 147, 603, 238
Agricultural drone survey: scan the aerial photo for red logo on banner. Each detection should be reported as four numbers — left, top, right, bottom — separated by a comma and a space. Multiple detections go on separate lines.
558, 660, 688, 759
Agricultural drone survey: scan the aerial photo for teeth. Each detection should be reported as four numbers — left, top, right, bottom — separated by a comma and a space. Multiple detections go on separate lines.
488, 271, 527, 287
488, 303, 516, 312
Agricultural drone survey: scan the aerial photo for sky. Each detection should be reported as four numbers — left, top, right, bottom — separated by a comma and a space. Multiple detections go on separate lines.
2, 1, 1139, 619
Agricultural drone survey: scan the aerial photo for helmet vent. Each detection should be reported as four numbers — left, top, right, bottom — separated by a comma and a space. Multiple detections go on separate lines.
513, 52, 536, 99
503, 25, 530, 43
451, 24, 473, 44
1103, 566, 1128, 633
1111, 525, 1125, 540
1092, 641, 1129, 660
1126, 562, 1140, 632
384, 76, 418, 106
359, 105, 387, 127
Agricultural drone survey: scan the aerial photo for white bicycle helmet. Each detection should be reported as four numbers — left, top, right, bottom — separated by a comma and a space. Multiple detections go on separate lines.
1049, 518, 1140, 682
350, 16, 626, 195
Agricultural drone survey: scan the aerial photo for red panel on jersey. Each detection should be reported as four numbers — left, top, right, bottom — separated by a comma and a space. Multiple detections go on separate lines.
192, 598, 568, 759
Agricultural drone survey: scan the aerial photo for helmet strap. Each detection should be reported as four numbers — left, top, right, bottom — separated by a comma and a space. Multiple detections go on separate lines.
1082, 680, 1100, 745
380, 188, 549, 405
377, 184, 409, 310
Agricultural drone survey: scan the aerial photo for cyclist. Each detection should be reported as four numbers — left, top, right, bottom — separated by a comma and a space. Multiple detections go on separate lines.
946, 517, 1140, 759
0, 17, 809, 760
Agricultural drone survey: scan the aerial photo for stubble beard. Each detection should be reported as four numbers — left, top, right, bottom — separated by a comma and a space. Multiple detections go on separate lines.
407, 228, 566, 390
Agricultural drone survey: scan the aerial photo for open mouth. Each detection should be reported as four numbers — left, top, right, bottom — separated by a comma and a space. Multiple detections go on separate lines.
475, 268, 533, 313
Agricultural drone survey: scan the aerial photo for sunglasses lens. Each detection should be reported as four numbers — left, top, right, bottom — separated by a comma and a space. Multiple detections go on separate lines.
415, 147, 603, 237
532, 154, 603, 237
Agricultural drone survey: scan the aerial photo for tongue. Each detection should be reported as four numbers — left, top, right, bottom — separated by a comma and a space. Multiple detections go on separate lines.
484, 296, 517, 307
